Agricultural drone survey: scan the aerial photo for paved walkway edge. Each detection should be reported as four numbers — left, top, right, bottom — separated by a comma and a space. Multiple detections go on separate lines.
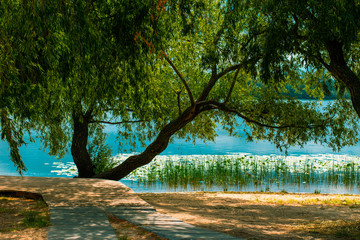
105, 206, 240, 239
0, 176, 241, 240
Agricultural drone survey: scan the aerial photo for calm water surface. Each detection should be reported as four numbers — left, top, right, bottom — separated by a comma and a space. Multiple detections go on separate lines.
1, 125, 360, 194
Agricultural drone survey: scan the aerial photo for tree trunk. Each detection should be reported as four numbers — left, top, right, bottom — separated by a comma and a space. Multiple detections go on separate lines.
326, 40, 360, 118
71, 112, 94, 178
329, 64, 360, 118
94, 105, 198, 180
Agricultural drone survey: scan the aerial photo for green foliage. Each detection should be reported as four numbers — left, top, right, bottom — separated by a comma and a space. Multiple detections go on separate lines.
235, 0, 360, 91
0, 0, 166, 172
87, 128, 116, 175
0, 110, 29, 175
1, 0, 360, 178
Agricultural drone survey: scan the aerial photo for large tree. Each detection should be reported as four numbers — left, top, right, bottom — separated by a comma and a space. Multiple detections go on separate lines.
1, 0, 358, 180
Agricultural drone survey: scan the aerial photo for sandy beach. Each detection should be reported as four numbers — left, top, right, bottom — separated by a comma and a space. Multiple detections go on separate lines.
139, 192, 360, 240
2, 185, 360, 239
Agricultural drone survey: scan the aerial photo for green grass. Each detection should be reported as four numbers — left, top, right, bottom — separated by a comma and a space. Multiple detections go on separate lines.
0, 196, 50, 232
118, 236, 129, 240
0, 207, 16, 213
20, 210, 50, 228
34, 200, 48, 209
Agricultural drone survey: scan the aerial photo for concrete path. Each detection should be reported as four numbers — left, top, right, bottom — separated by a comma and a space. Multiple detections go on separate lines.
0, 176, 240, 239
105, 206, 239, 239
49, 207, 117, 239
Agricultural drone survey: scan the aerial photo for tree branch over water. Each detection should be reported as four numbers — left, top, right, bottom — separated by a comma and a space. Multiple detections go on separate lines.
89, 120, 146, 125
204, 100, 328, 130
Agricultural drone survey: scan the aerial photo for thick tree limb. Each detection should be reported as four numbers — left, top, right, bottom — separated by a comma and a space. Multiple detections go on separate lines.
324, 40, 360, 118
93, 105, 200, 180
93, 96, 329, 180
85, 108, 94, 120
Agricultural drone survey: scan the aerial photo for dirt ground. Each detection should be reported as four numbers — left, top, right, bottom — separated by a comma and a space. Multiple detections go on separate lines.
2, 192, 360, 240
0, 196, 48, 240
138, 192, 360, 240
0, 194, 164, 240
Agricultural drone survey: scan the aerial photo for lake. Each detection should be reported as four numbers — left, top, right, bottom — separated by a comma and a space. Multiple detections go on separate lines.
1, 116, 360, 194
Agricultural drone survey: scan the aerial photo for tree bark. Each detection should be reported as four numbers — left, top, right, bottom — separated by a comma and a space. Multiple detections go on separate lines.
71, 111, 95, 178
94, 105, 199, 180
328, 63, 360, 117
325, 40, 360, 118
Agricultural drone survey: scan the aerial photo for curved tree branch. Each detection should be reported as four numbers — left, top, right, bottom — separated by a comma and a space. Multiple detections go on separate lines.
93, 104, 200, 180
100, 108, 135, 112
176, 90, 182, 116
204, 100, 327, 129
89, 120, 146, 124
197, 63, 243, 102
315, 52, 330, 70
197, 56, 260, 102
224, 67, 241, 104
161, 49, 195, 106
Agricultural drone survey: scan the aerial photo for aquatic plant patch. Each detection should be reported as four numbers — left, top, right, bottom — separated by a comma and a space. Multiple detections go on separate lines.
53, 153, 360, 194
124, 154, 359, 192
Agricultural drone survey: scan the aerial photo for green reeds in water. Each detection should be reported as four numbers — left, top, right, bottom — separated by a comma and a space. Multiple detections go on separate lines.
128, 155, 360, 192
52, 153, 360, 193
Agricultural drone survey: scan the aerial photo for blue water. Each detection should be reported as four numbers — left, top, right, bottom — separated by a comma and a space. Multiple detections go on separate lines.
1, 127, 359, 175
1, 120, 360, 193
